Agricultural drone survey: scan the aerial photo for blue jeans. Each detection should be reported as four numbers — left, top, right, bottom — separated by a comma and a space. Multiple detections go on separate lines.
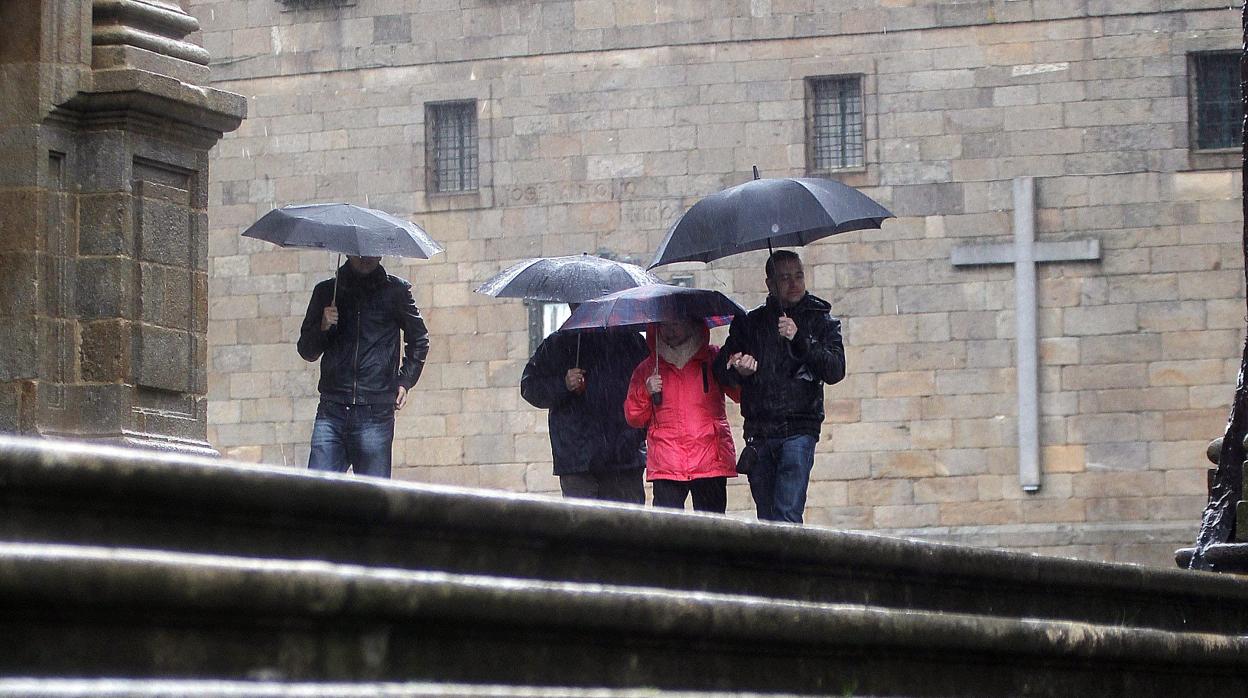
308, 399, 395, 478
747, 434, 817, 523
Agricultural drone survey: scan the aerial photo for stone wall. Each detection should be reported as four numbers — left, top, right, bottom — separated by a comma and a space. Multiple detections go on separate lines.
189, 0, 1244, 566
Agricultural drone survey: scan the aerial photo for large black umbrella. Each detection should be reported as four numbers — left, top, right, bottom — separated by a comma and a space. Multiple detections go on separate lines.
474, 253, 661, 304
648, 172, 893, 269
243, 202, 443, 303
243, 203, 444, 259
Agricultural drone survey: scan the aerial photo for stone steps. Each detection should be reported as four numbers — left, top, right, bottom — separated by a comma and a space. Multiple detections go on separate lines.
2, 436, 1245, 636
5, 436, 1248, 695
3, 543, 1248, 696
0, 682, 817, 698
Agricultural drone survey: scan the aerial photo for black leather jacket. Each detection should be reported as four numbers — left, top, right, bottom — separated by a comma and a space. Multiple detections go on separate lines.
298, 263, 430, 405
520, 329, 648, 476
713, 292, 845, 439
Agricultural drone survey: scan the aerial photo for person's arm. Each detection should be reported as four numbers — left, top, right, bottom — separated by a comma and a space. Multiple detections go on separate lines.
396, 286, 430, 390
297, 284, 333, 362
520, 335, 573, 409
790, 314, 846, 385
712, 314, 753, 388
623, 361, 654, 428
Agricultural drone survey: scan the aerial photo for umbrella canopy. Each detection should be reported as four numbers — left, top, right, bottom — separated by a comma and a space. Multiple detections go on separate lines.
648, 176, 893, 269
475, 254, 662, 304
560, 284, 745, 332
242, 203, 444, 259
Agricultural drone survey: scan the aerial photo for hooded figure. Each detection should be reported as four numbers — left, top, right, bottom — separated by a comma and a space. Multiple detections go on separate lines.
624, 317, 740, 513
521, 320, 649, 504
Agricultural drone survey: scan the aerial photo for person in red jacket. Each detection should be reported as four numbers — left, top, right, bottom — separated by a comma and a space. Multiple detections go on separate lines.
624, 316, 741, 513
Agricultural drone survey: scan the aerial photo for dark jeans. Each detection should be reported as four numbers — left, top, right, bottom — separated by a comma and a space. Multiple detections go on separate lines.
308, 399, 395, 478
559, 467, 645, 505
747, 434, 817, 523
652, 477, 727, 514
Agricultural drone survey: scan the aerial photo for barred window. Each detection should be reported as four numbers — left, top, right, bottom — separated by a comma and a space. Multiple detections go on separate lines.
1192, 53, 1241, 151
427, 100, 478, 193
807, 76, 864, 171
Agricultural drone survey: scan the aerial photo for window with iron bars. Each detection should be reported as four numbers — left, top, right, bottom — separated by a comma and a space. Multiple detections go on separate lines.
1192, 52, 1242, 151
807, 76, 864, 171
427, 100, 479, 193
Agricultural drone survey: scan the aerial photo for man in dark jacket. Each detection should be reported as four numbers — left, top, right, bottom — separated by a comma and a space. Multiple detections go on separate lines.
298, 255, 430, 478
521, 317, 649, 503
714, 250, 846, 523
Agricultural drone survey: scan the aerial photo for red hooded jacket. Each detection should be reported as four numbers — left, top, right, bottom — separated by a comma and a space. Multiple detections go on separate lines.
624, 324, 740, 482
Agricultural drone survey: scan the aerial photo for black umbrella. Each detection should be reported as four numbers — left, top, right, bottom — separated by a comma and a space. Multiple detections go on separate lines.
243, 203, 443, 303
243, 203, 444, 259
648, 169, 893, 269
474, 253, 661, 304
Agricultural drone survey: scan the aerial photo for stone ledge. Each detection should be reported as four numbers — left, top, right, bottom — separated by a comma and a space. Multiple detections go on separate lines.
63, 68, 246, 138
1, 435, 1246, 637
1175, 543, 1248, 572
0, 681, 812, 698
2, 543, 1248, 694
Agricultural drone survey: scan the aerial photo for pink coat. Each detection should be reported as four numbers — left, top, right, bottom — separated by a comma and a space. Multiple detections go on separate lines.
624, 326, 740, 482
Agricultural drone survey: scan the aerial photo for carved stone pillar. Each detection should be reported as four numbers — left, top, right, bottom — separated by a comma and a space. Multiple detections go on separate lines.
0, 0, 245, 455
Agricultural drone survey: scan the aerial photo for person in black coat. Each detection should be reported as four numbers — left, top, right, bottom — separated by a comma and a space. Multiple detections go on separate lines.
521, 313, 649, 503
714, 250, 846, 522
298, 256, 430, 478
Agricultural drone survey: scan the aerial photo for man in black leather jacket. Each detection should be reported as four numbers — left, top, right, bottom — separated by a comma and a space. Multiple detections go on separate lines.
298, 256, 430, 477
521, 315, 648, 503
714, 250, 846, 522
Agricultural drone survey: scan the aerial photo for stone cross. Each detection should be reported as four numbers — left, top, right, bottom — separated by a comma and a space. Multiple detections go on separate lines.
950, 177, 1100, 492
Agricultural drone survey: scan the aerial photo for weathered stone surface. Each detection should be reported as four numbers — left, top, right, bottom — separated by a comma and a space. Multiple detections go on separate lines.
3, 437, 1248, 694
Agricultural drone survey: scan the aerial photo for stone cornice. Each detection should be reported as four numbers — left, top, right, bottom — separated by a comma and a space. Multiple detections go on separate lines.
60, 68, 246, 143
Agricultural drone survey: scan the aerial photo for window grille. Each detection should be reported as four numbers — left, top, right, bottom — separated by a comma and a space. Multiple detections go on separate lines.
808, 76, 864, 171
427, 101, 479, 193
1193, 53, 1242, 150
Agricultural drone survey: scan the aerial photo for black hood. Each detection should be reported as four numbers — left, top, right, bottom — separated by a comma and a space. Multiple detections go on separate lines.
337, 262, 388, 292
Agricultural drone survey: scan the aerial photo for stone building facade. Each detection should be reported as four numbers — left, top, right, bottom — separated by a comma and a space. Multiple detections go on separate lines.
189, 0, 1244, 566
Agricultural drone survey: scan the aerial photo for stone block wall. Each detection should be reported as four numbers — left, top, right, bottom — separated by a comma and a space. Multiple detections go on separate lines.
190, 0, 1244, 566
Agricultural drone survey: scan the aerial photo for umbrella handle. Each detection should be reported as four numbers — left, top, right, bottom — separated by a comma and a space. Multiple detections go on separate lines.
331, 254, 342, 307
763, 235, 787, 319
575, 334, 580, 369
649, 339, 662, 406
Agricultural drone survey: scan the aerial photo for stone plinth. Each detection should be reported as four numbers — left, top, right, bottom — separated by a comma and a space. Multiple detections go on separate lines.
0, 0, 245, 455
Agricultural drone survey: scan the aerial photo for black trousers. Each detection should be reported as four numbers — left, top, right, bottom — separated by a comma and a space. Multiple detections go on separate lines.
652, 477, 728, 514
558, 467, 645, 505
